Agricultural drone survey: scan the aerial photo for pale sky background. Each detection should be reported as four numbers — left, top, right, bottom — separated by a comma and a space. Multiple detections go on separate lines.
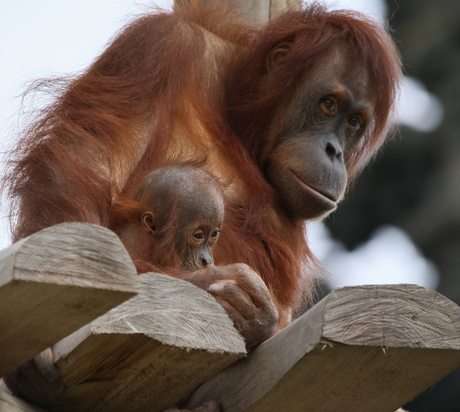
0, 0, 442, 290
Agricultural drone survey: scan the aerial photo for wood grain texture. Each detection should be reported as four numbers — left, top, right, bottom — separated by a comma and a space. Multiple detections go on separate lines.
42, 273, 246, 412
175, 0, 270, 26
0, 223, 139, 375
0, 389, 47, 412
270, 0, 303, 20
322, 284, 460, 349
187, 284, 460, 412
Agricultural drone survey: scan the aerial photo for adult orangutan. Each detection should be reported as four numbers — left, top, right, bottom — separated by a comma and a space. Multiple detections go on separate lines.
111, 166, 224, 273
3, 1, 401, 350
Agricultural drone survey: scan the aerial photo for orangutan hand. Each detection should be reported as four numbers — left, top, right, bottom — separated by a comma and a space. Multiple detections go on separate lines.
177, 263, 279, 349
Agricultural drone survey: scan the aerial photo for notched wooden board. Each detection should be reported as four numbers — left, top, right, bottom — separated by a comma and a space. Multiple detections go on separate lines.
41, 273, 246, 412
0, 223, 139, 375
188, 284, 460, 412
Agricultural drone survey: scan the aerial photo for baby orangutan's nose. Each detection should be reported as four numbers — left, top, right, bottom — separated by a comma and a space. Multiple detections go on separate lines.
200, 250, 213, 267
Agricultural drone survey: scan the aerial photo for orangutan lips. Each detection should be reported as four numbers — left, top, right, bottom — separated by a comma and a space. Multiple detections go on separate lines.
291, 171, 337, 211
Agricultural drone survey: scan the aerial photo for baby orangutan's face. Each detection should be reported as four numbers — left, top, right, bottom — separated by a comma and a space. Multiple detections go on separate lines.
177, 222, 222, 270
140, 166, 224, 271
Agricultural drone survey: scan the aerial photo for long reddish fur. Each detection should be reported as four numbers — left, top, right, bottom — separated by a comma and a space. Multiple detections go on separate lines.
3, 2, 401, 314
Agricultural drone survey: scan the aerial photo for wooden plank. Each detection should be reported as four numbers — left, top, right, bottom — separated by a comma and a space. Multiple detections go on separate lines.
0, 390, 47, 412
269, 0, 303, 20
187, 284, 460, 412
40, 273, 246, 412
224, 0, 270, 26
0, 223, 139, 376
175, 0, 270, 26
175, 0, 303, 26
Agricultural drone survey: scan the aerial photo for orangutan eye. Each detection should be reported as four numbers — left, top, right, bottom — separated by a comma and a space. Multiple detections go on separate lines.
348, 116, 361, 130
193, 231, 204, 240
210, 230, 220, 238
320, 97, 337, 115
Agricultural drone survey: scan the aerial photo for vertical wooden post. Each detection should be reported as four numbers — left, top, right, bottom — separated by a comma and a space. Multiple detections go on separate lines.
174, 0, 302, 26
269, 0, 303, 21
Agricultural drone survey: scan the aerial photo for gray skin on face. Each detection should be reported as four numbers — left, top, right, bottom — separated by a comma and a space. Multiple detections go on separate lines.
264, 45, 376, 221
139, 166, 224, 270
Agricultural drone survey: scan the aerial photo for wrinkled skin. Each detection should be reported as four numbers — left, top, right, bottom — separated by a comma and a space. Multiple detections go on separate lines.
178, 264, 279, 349
265, 46, 376, 220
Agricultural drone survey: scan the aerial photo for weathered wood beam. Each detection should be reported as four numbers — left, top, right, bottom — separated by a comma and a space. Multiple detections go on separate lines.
0, 389, 48, 412
174, 0, 302, 26
269, 0, 303, 20
0, 223, 138, 376
187, 284, 460, 412
174, 0, 269, 26
0, 390, 47, 412
41, 273, 246, 412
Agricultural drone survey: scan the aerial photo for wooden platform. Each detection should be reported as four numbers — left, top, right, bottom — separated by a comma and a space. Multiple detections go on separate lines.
188, 284, 460, 412
1, 224, 459, 412
0, 223, 138, 376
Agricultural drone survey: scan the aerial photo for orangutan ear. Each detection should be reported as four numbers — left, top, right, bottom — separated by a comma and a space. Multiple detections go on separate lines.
141, 211, 158, 236
266, 42, 292, 73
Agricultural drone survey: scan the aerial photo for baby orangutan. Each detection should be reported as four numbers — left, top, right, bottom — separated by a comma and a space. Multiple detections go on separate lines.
110, 166, 224, 273
1, 166, 225, 405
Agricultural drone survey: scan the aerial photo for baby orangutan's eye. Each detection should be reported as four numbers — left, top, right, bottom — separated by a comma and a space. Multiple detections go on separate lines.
210, 230, 220, 238
193, 231, 204, 240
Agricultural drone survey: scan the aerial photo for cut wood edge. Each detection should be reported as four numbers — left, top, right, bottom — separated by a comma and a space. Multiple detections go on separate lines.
94, 272, 247, 353
0, 223, 139, 375
47, 273, 246, 412
322, 284, 460, 350
54, 272, 246, 358
0, 222, 139, 292
187, 284, 460, 410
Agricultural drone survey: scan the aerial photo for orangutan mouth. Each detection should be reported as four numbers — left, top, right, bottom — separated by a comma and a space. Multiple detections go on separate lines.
291, 171, 337, 211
